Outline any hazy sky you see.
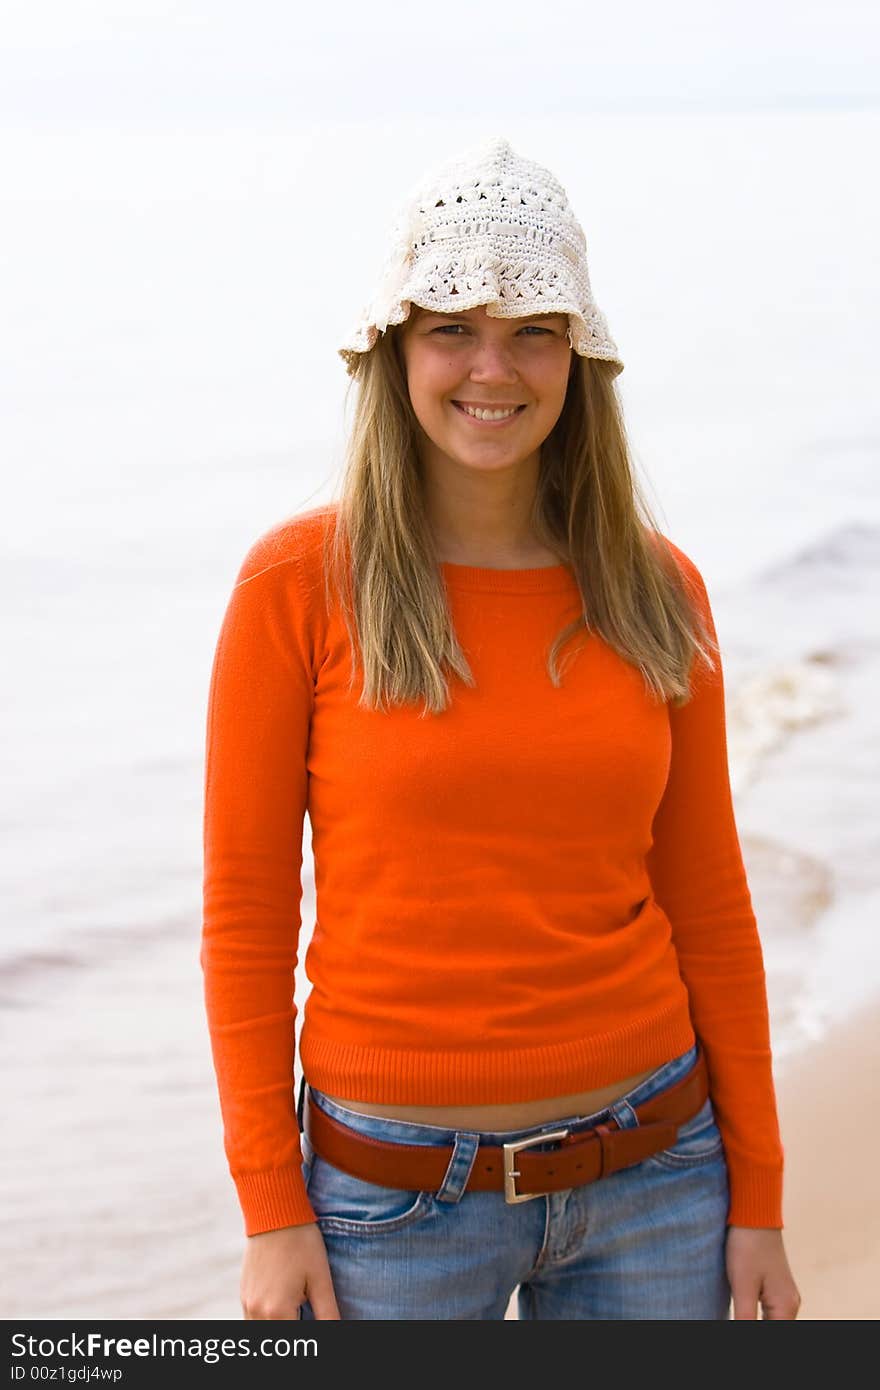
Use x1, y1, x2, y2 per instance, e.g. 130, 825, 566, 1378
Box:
2, 0, 878, 124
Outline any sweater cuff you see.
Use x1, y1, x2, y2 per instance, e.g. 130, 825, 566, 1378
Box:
725, 1159, 784, 1229
235, 1163, 318, 1236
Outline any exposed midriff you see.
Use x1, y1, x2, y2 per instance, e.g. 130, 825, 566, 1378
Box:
322, 1065, 659, 1128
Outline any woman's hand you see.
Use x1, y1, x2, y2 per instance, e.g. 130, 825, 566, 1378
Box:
240, 1222, 341, 1320
725, 1226, 801, 1319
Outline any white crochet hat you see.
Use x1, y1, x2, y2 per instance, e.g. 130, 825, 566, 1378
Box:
338, 135, 623, 378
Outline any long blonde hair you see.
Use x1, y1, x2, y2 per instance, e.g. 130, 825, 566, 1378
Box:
320, 322, 717, 717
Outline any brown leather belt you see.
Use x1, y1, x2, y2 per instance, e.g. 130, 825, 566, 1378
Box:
304, 1047, 709, 1204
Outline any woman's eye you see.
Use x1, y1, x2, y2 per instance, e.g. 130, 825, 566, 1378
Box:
431, 324, 466, 335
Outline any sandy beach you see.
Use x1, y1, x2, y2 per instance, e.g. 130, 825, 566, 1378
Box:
1, 834, 876, 1322
773, 997, 880, 1320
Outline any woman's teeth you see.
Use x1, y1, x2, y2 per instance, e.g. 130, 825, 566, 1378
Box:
455, 403, 523, 421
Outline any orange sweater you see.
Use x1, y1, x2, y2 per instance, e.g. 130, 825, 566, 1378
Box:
201, 504, 784, 1236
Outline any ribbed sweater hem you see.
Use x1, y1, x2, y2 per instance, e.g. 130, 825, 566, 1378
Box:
300, 1001, 695, 1104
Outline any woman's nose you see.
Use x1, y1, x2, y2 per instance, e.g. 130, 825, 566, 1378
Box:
466, 337, 520, 382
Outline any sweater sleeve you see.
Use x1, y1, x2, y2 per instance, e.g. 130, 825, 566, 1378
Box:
645, 549, 785, 1229
200, 535, 318, 1235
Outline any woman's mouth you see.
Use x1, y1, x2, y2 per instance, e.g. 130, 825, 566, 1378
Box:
451, 401, 528, 426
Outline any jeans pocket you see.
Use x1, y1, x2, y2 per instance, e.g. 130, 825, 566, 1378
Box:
645, 1096, 725, 1169
305, 1150, 437, 1237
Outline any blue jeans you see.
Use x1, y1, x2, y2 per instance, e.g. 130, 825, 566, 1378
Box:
297, 1043, 731, 1320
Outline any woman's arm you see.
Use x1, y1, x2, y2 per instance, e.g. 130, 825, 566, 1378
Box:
646, 548, 801, 1316
200, 535, 318, 1236
645, 547, 784, 1229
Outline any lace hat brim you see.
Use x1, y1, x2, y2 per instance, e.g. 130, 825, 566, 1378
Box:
338, 281, 624, 379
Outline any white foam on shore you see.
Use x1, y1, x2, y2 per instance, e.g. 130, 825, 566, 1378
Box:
727, 659, 845, 799
716, 523, 880, 1064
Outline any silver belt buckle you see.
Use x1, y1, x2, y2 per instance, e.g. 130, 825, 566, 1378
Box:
502, 1127, 570, 1204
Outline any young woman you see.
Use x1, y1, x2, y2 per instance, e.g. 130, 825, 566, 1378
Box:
200, 137, 801, 1320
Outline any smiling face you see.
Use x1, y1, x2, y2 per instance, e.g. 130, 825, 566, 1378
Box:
397, 304, 574, 478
